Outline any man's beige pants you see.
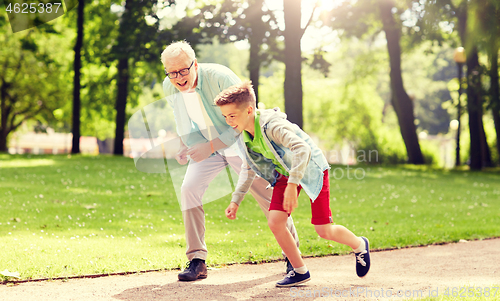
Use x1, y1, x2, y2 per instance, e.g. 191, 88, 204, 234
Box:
181, 153, 300, 261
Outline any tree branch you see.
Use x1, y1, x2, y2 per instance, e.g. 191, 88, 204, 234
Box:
10, 106, 44, 133
300, 2, 319, 38
8, 94, 39, 129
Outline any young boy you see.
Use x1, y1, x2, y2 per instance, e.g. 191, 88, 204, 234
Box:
214, 81, 371, 287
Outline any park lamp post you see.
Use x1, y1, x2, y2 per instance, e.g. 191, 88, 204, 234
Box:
453, 47, 466, 167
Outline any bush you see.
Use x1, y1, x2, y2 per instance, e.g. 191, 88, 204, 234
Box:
365, 126, 407, 165
419, 139, 441, 167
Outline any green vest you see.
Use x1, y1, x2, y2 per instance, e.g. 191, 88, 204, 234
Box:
243, 112, 289, 176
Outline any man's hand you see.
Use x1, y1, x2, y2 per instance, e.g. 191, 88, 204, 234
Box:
225, 202, 239, 220
187, 142, 213, 162
175, 145, 189, 165
283, 183, 299, 214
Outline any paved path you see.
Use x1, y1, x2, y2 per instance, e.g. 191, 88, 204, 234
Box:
1, 238, 499, 300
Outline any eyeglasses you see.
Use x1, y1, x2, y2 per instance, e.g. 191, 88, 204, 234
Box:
164, 61, 195, 79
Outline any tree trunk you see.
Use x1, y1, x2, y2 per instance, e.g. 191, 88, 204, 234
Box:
0, 130, 7, 152
479, 119, 492, 167
466, 48, 484, 170
493, 107, 500, 165
71, 0, 84, 154
490, 47, 500, 165
457, 2, 491, 169
455, 63, 464, 166
0, 81, 8, 152
249, 40, 261, 106
283, 0, 303, 128
247, 0, 265, 106
113, 58, 129, 155
379, 0, 424, 164
465, 48, 493, 169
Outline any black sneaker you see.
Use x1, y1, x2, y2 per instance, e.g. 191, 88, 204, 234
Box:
178, 259, 207, 281
285, 257, 294, 274
276, 270, 311, 287
355, 237, 371, 277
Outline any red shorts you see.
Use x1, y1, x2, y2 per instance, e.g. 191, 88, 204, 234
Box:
269, 170, 333, 225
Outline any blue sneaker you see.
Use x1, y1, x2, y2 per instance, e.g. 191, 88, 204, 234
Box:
276, 270, 311, 287
355, 237, 371, 277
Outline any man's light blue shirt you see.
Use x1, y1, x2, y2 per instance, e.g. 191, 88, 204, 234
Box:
163, 63, 241, 149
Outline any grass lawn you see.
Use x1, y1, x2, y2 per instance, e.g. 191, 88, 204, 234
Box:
1, 154, 499, 281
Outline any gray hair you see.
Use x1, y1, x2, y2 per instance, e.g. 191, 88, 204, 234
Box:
161, 41, 196, 66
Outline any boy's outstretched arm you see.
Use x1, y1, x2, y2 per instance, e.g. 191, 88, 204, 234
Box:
226, 161, 256, 219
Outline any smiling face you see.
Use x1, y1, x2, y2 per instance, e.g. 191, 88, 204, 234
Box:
164, 53, 198, 93
220, 103, 255, 135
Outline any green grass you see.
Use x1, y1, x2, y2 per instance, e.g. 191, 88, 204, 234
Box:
1, 154, 499, 281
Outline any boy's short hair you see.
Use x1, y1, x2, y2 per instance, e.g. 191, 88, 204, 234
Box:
214, 81, 256, 108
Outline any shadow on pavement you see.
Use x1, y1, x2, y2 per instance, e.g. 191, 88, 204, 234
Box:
113, 274, 294, 300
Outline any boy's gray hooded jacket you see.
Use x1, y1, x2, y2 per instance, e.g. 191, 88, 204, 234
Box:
231, 108, 330, 205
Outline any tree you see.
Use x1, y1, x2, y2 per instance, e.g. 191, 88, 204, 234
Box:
79, 0, 120, 151
411, 0, 494, 169
460, 1, 492, 168
283, 0, 322, 128
490, 45, 500, 164
283, 0, 304, 128
0, 20, 70, 152
109, 0, 165, 155
473, 0, 500, 164
72, 0, 85, 154
466, 46, 489, 169
246, 0, 266, 104
220, 0, 282, 105
325, 0, 425, 164
378, 0, 424, 164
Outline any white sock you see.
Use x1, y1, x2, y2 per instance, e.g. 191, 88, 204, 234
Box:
294, 265, 308, 274
353, 237, 365, 253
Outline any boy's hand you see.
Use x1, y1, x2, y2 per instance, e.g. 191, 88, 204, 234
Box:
283, 183, 299, 214
225, 202, 239, 220
187, 142, 212, 162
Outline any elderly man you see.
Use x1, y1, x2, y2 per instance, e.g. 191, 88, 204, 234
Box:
161, 41, 300, 281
